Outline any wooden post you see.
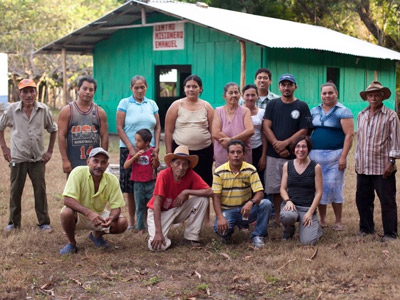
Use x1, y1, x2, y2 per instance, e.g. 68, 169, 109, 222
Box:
62, 48, 67, 105
373, 70, 378, 81
240, 40, 246, 91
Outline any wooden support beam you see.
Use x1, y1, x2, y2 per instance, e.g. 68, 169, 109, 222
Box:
62, 48, 67, 106
240, 40, 246, 92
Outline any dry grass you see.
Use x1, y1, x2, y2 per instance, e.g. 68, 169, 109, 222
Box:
1, 114, 400, 299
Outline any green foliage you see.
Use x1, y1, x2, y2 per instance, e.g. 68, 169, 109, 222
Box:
196, 283, 209, 291
0, 0, 123, 81
143, 276, 162, 286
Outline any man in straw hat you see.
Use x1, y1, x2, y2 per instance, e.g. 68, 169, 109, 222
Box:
356, 81, 400, 242
147, 145, 212, 251
0, 79, 58, 232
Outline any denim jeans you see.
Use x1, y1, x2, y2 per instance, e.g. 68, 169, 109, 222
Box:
214, 199, 272, 240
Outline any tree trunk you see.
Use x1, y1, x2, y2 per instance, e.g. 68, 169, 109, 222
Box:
353, 0, 400, 51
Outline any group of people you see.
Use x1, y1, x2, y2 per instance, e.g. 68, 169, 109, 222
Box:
1, 68, 399, 255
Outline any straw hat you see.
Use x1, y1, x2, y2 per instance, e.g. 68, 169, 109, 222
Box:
164, 145, 198, 169
360, 81, 391, 101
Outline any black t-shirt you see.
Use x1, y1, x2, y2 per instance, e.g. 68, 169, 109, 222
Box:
264, 98, 312, 159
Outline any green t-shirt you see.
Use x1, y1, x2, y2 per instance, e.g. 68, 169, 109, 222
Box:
62, 166, 125, 213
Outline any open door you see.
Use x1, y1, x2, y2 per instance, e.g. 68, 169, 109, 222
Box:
155, 65, 191, 130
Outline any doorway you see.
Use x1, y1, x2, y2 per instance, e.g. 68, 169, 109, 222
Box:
155, 65, 191, 129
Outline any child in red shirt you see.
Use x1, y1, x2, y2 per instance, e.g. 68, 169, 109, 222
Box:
124, 129, 159, 233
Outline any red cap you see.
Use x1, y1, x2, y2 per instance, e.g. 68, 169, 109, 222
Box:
18, 79, 37, 90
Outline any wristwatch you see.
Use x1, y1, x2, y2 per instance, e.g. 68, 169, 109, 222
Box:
390, 158, 396, 165
250, 199, 257, 205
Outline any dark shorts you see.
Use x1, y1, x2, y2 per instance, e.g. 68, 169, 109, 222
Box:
120, 147, 134, 193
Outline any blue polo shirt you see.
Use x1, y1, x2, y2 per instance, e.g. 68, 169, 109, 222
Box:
117, 96, 159, 148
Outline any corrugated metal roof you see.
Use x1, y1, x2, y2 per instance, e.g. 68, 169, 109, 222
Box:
35, 0, 400, 61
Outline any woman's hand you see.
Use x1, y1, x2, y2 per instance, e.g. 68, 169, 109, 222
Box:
302, 211, 313, 227
258, 155, 266, 171
282, 200, 296, 211
219, 137, 231, 148
338, 156, 347, 171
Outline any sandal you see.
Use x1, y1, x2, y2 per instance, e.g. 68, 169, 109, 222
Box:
89, 232, 110, 248
332, 224, 344, 231
60, 243, 78, 255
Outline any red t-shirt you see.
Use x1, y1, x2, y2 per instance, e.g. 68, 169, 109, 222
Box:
127, 148, 154, 182
147, 167, 209, 211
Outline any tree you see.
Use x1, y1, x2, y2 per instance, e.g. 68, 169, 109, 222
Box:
0, 0, 124, 104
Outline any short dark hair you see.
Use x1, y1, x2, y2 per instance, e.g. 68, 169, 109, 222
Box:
136, 128, 152, 143
290, 135, 313, 153
223, 82, 240, 96
255, 68, 272, 80
321, 81, 338, 93
242, 84, 258, 95
183, 75, 203, 89
227, 139, 246, 153
78, 76, 97, 92
130, 75, 148, 87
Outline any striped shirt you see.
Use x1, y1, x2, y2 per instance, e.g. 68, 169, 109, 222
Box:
212, 161, 263, 209
355, 105, 400, 175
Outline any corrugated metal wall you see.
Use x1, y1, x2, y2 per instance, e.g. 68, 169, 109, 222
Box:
93, 13, 396, 133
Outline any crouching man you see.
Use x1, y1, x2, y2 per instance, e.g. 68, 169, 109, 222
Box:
147, 146, 212, 251
59, 147, 127, 254
212, 140, 272, 248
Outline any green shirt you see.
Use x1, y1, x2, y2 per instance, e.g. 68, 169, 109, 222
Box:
62, 166, 125, 213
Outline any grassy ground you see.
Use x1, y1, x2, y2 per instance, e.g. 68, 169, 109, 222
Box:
0, 112, 399, 299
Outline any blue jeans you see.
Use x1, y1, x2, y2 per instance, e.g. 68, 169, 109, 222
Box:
133, 180, 155, 230
214, 199, 272, 240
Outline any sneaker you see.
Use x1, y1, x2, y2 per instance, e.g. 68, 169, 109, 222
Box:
5, 224, 16, 232
381, 235, 397, 242
89, 232, 110, 248
356, 230, 373, 237
40, 224, 53, 233
127, 225, 135, 231
185, 239, 201, 247
251, 236, 265, 248
60, 243, 78, 255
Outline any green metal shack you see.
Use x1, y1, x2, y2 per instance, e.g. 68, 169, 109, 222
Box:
36, 0, 400, 133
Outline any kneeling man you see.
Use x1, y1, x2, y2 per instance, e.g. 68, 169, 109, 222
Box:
213, 140, 272, 248
60, 147, 127, 254
147, 146, 212, 251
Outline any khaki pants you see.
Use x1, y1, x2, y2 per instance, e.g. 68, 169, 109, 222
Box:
147, 196, 209, 251
9, 161, 49, 227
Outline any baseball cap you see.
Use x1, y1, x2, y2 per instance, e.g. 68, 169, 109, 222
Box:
279, 73, 296, 84
88, 147, 109, 159
18, 79, 37, 90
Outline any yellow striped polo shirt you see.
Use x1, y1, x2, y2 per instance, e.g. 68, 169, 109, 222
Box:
212, 161, 264, 209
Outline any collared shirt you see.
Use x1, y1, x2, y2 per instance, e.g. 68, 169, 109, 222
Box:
355, 104, 400, 175
62, 166, 125, 213
117, 96, 158, 148
238, 91, 279, 110
0, 101, 58, 163
212, 161, 263, 209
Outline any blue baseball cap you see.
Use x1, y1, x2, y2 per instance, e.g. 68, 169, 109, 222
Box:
279, 73, 296, 84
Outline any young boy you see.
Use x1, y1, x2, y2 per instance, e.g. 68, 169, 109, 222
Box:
124, 129, 159, 234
